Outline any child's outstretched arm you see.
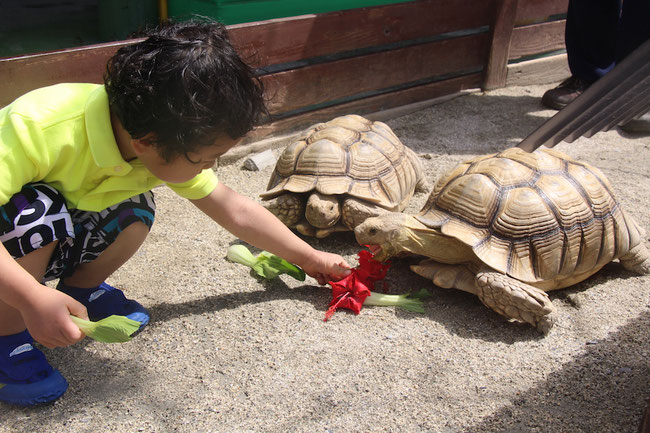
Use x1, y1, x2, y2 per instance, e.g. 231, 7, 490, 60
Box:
0, 243, 87, 348
191, 183, 351, 284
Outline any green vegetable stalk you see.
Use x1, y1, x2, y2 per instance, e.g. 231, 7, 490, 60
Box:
363, 289, 430, 313
70, 315, 141, 343
227, 244, 306, 281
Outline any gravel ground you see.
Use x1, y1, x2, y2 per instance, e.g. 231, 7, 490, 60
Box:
1, 84, 649, 433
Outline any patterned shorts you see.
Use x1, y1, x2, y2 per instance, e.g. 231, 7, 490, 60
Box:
0, 183, 155, 282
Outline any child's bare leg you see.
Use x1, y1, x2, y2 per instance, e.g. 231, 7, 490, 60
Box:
61, 222, 149, 289
0, 242, 58, 336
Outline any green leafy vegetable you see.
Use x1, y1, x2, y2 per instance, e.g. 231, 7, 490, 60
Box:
363, 288, 430, 313
70, 315, 141, 343
227, 244, 306, 281
227, 244, 257, 266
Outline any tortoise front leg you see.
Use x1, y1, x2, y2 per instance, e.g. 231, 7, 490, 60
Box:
476, 268, 555, 334
410, 260, 479, 295
341, 197, 390, 230
263, 193, 304, 227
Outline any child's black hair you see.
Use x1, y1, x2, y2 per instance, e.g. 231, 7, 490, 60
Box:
104, 19, 268, 162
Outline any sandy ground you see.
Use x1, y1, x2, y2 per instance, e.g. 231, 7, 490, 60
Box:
1, 84, 649, 433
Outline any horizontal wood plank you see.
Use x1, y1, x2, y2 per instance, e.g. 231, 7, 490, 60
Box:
506, 53, 569, 86
508, 20, 565, 60
231, 73, 483, 154
229, 0, 494, 68
262, 33, 489, 114
0, 40, 141, 107
515, 0, 568, 24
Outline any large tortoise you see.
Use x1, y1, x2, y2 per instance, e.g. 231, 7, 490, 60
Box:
355, 147, 650, 333
260, 115, 428, 238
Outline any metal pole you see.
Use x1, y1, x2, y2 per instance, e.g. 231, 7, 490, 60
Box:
517, 38, 650, 152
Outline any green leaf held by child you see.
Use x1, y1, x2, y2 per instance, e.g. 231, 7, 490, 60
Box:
70, 315, 141, 343
226, 244, 306, 281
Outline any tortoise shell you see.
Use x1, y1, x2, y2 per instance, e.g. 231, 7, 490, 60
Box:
416, 147, 644, 283
260, 114, 424, 212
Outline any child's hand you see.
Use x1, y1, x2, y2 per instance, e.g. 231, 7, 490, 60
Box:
20, 284, 88, 348
299, 250, 351, 285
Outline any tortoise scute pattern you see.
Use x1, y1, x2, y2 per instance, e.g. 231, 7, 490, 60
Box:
354, 147, 649, 332
418, 148, 640, 283
468, 157, 536, 186
433, 174, 501, 227
261, 114, 427, 237
264, 117, 420, 209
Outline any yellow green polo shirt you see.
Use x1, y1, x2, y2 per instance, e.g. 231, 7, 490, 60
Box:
0, 83, 218, 211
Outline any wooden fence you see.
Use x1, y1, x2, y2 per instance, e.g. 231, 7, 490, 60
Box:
0, 0, 569, 147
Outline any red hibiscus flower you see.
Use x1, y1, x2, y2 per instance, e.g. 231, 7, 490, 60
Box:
324, 249, 390, 321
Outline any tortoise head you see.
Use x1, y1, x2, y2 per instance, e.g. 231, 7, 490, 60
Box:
305, 191, 341, 228
355, 213, 439, 261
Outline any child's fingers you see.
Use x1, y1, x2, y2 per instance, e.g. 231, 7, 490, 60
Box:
337, 260, 352, 270
328, 261, 351, 281
62, 317, 85, 343
67, 298, 89, 321
314, 273, 327, 285
33, 326, 78, 348
65, 300, 88, 342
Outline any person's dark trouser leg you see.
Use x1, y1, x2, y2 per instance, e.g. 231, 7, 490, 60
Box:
565, 0, 620, 82
617, 0, 650, 133
617, 0, 650, 62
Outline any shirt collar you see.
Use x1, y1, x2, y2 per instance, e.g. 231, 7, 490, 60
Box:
84, 86, 132, 174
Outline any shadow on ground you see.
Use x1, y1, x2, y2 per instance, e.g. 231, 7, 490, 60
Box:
458, 310, 650, 433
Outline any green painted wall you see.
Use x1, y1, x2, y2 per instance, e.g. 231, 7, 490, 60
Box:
168, 0, 415, 25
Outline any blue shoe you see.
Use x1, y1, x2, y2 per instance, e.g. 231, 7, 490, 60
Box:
57, 281, 150, 333
0, 330, 68, 406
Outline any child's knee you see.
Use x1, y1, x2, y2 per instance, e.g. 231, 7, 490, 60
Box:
118, 220, 151, 242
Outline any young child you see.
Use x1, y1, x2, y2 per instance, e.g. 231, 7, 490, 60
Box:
0, 19, 351, 406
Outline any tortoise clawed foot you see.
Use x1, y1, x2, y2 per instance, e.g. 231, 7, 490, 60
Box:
535, 312, 557, 335
477, 271, 555, 333
295, 220, 317, 237
314, 223, 350, 238
619, 243, 650, 275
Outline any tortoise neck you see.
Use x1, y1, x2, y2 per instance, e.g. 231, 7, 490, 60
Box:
400, 220, 475, 264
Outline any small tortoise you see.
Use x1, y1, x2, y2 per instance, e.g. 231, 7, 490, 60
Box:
355, 147, 650, 333
260, 115, 428, 238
